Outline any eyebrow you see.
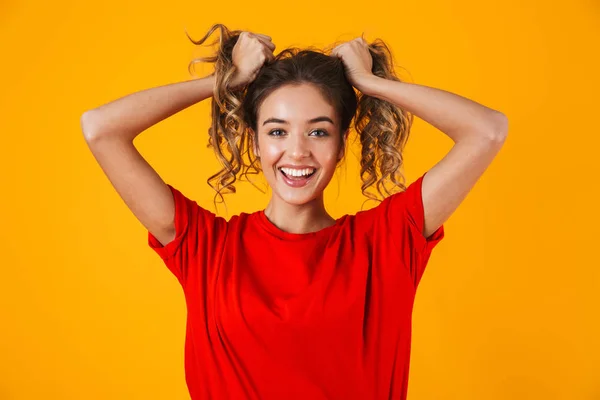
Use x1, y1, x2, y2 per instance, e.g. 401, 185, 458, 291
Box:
262, 116, 334, 126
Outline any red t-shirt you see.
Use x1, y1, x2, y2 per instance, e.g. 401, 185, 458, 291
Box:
148, 172, 445, 400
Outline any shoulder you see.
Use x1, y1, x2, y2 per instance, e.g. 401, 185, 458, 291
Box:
352, 187, 409, 221
224, 210, 262, 232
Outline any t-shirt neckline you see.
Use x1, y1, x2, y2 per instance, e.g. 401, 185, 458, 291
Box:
256, 210, 346, 241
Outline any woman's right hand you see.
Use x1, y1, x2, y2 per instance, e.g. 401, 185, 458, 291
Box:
229, 32, 276, 89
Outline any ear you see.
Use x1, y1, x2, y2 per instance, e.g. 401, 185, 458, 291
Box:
338, 129, 349, 160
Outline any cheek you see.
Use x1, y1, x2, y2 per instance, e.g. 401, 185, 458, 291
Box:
313, 142, 340, 167
258, 140, 284, 167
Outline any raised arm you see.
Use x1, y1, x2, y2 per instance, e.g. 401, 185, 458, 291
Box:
80, 75, 216, 247
358, 75, 508, 239
332, 37, 508, 239
81, 31, 276, 248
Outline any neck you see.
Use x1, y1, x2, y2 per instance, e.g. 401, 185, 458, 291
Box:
264, 194, 336, 234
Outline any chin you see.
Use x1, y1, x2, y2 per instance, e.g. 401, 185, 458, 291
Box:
275, 189, 321, 206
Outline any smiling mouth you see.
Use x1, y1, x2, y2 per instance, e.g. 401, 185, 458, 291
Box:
278, 167, 317, 179
277, 167, 317, 188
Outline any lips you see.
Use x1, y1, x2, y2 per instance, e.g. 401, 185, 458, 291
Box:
278, 167, 317, 188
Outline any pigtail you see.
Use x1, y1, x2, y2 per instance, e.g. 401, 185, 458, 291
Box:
354, 38, 413, 202
186, 23, 258, 209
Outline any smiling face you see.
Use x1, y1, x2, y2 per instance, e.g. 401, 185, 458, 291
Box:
253, 83, 347, 206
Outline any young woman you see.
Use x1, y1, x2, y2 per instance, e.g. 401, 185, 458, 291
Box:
82, 24, 507, 400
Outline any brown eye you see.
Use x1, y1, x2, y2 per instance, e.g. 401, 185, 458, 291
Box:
309, 129, 328, 137
268, 129, 285, 137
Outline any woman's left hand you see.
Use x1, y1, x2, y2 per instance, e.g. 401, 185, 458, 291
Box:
331, 37, 376, 91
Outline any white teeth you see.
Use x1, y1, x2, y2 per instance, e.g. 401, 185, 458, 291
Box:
280, 167, 316, 177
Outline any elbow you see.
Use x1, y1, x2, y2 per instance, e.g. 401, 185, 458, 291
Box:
456, 112, 509, 144
80, 110, 101, 141
80, 110, 139, 143
488, 111, 509, 142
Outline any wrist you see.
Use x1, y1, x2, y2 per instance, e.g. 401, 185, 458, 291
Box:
227, 75, 248, 91
355, 74, 383, 96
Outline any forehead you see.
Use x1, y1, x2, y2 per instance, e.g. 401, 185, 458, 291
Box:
258, 84, 336, 124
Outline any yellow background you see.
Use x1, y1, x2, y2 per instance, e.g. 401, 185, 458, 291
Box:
1, 0, 599, 399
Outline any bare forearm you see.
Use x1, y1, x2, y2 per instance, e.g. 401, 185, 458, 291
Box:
81, 74, 216, 142
357, 76, 507, 142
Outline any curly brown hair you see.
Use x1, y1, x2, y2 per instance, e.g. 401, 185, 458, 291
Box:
186, 23, 414, 207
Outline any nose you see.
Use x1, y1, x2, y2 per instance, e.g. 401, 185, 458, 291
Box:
288, 133, 311, 159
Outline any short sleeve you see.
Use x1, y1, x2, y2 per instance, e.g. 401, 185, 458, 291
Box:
375, 171, 445, 288
147, 184, 226, 288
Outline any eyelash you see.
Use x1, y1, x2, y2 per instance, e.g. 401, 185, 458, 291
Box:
268, 129, 329, 137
